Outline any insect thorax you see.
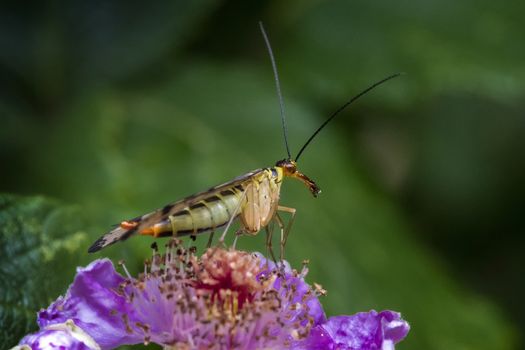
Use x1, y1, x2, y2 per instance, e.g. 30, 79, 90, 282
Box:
240, 167, 283, 233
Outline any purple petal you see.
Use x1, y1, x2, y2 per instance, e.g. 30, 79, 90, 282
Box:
18, 320, 100, 350
37, 259, 142, 349
300, 310, 410, 350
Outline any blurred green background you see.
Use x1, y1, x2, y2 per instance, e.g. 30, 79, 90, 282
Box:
1, 1, 524, 349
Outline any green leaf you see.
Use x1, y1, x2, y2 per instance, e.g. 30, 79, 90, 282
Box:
0, 194, 89, 349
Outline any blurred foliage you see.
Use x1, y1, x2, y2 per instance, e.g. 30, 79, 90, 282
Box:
0, 195, 89, 349
1, 1, 524, 349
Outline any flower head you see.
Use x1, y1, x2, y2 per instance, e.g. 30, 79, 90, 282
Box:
15, 239, 409, 350
118, 240, 324, 348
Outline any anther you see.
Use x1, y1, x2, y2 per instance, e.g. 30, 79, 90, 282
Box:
118, 260, 132, 279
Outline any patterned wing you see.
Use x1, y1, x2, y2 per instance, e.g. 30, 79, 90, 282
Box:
87, 168, 264, 252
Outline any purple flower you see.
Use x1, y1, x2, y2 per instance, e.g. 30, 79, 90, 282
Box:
14, 239, 409, 349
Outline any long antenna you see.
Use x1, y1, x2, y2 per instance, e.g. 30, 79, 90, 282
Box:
259, 21, 291, 160
295, 72, 403, 161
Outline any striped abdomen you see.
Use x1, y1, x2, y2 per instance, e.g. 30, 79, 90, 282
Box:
142, 187, 245, 238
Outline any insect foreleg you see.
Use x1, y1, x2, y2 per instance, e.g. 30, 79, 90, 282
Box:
275, 205, 297, 260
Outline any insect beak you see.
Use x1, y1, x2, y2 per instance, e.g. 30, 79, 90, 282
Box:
293, 171, 321, 197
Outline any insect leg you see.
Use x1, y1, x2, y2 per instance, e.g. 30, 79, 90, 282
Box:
265, 226, 278, 265
276, 205, 297, 261
218, 184, 249, 246
274, 214, 286, 261
232, 228, 246, 249
206, 231, 215, 248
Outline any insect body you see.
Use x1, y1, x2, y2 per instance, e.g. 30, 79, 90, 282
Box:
88, 23, 401, 255
88, 160, 318, 256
